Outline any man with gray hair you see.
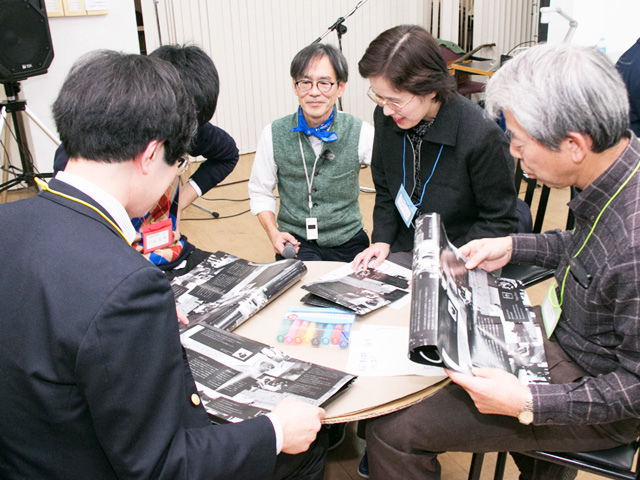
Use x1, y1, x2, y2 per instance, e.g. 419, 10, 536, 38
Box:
249, 43, 374, 262
363, 43, 640, 480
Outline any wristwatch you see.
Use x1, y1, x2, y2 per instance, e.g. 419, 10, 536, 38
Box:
517, 387, 534, 425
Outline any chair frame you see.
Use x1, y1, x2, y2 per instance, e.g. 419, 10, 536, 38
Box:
500, 159, 556, 287
516, 160, 551, 234
469, 440, 640, 480
438, 42, 494, 97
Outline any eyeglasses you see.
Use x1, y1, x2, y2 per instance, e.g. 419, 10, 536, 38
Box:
367, 86, 414, 111
176, 156, 190, 175
295, 80, 336, 93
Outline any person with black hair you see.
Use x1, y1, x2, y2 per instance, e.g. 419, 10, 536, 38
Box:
249, 43, 374, 262
351, 24, 519, 478
352, 25, 518, 271
53, 44, 239, 277
0, 49, 328, 479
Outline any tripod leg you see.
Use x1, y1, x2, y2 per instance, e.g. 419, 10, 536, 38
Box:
1, 84, 53, 195
24, 106, 60, 146
1, 110, 11, 203
9, 106, 36, 188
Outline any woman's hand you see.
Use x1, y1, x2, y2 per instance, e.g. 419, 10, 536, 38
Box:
351, 242, 391, 271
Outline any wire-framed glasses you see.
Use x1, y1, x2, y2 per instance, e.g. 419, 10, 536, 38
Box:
295, 80, 336, 93
367, 86, 414, 111
176, 156, 190, 175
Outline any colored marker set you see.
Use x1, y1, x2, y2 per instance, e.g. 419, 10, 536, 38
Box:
276, 307, 355, 349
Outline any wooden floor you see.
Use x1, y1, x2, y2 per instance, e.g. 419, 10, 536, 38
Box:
4, 154, 601, 479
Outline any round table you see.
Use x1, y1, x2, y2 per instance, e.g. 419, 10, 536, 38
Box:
234, 261, 448, 423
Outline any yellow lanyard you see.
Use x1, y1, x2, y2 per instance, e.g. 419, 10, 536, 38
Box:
553, 156, 640, 307
35, 177, 130, 245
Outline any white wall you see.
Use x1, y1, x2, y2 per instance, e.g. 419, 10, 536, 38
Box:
141, 0, 440, 155
3, 3, 140, 174
474, 0, 538, 71
543, 0, 639, 62
16, 0, 640, 174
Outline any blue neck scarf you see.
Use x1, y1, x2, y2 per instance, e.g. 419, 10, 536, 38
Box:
290, 106, 338, 143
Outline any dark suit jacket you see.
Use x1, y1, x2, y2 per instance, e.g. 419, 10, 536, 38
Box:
0, 179, 276, 479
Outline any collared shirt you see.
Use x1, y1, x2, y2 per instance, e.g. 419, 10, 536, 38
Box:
55, 170, 136, 244
512, 132, 640, 425
249, 117, 374, 216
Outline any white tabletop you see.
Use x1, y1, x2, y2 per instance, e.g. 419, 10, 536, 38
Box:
234, 261, 448, 423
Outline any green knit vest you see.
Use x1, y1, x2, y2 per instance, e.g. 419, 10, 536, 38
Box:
272, 111, 363, 247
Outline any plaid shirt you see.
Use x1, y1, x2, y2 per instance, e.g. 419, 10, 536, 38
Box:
512, 133, 640, 426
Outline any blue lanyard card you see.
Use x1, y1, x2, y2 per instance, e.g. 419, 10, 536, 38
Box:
395, 186, 417, 228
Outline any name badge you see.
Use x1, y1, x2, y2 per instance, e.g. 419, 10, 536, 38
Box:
541, 281, 562, 338
141, 218, 174, 253
306, 217, 318, 240
395, 186, 417, 228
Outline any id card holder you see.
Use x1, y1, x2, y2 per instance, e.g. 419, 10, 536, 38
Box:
541, 281, 562, 338
306, 217, 318, 240
141, 218, 174, 254
395, 186, 417, 228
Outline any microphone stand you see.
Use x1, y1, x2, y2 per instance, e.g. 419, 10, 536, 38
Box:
312, 0, 369, 111
312, 0, 368, 45
153, 0, 163, 46
152, 2, 219, 219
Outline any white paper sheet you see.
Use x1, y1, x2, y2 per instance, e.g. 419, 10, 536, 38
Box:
346, 325, 445, 377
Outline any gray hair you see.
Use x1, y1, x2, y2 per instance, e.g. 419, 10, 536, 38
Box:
485, 43, 629, 153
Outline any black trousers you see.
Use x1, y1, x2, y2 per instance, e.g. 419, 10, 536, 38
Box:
271, 430, 329, 480
276, 228, 370, 263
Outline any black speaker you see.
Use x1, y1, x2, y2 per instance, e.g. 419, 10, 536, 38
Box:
0, 0, 54, 83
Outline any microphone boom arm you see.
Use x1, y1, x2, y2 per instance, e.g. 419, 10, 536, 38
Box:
312, 0, 368, 44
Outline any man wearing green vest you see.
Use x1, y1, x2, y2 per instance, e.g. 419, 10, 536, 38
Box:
249, 43, 374, 261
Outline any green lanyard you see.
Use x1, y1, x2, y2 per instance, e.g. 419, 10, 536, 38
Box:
553, 155, 640, 307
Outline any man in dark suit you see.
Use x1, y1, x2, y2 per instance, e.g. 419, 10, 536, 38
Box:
617, 37, 640, 136
0, 50, 327, 479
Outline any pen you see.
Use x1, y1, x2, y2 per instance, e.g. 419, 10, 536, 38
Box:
331, 323, 344, 345
311, 322, 325, 346
339, 323, 352, 349
294, 321, 310, 344
277, 318, 293, 343
284, 319, 301, 345
303, 322, 317, 344
321, 324, 334, 345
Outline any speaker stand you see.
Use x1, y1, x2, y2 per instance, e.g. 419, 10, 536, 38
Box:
1, 81, 58, 200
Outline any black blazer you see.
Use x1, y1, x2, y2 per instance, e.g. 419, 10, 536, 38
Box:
0, 179, 276, 479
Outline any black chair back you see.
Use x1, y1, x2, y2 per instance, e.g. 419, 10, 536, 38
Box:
469, 440, 640, 480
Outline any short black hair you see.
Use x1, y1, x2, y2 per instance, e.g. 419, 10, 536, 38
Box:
290, 43, 348, 83
53, 50, 197, 165
150, 44, 219, 126
359, 25, 457, 103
